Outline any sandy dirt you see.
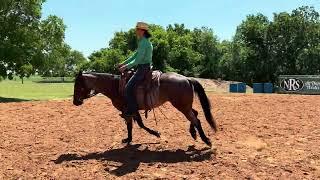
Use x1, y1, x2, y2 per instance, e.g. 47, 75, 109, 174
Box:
1, 94, 320, 179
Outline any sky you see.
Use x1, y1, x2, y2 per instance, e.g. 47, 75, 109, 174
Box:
42, 0, 320, 57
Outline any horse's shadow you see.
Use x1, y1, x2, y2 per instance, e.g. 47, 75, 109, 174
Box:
54, 144, 215, 176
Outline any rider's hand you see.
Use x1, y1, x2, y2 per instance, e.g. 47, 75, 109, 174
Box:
119, 65, 127, 73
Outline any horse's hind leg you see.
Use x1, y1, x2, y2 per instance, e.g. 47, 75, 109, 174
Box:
192, 109, 199, 117
189, 124, 197, 140
184, 110, 212, 147
189, 109, 199, 140
134, 114, 161, 138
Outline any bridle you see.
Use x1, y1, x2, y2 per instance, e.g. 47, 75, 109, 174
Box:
76, 75, 98, 103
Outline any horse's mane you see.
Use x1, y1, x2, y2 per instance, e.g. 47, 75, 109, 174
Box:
80, 72, 121, 80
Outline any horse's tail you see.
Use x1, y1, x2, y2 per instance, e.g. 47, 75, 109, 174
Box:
189, 78, 217, 132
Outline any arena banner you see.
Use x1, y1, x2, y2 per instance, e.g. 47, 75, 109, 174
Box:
277, 75, 320, 94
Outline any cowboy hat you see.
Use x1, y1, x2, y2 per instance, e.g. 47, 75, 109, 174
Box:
136, 22, 149, 31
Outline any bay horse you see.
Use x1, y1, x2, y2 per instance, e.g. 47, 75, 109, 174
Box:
73, 71, 217, 147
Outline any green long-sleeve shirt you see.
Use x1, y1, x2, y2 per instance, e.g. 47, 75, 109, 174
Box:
123, 37, 153, 69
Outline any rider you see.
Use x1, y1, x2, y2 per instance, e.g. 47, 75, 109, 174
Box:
118, 22, 153, 118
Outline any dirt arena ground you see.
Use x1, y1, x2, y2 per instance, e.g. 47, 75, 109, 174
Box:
1, 94, 320, 179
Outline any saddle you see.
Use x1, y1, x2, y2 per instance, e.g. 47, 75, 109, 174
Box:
119, 68, 162, 116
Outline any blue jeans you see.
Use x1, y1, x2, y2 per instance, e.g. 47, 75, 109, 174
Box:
125, 64, 151, 114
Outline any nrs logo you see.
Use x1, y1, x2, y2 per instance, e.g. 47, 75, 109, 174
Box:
280, 78, 304, 91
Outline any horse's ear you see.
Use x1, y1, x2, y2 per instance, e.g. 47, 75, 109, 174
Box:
78, 70, 83, 76
75, 71, 82, 81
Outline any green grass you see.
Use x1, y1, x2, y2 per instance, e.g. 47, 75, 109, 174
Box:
0, 76, 74, 102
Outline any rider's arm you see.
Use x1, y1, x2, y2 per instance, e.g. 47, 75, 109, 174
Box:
122, 51, 137, 65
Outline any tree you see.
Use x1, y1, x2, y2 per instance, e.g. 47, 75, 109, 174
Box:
38, 15, 67, 76
230, 6, 320, 84
192, 27, 220, 78
167, 31, 203, 76
149, 25, 169, 71
66, 50, 87, 75
38, 43, 69, 77
234, 13, 271, 83
86, 7, 319, 83
267, 6, 320, 76
18, 64, 33, 84
85, 49, 124, 74
0, 0, 45, 79
37, 16, 86, 79
0, 1, 83, 81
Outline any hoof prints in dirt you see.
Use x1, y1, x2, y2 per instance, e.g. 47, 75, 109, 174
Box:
1, 94, 320, 179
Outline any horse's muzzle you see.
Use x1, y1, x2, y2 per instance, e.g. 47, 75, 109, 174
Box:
73, 99, 83, 106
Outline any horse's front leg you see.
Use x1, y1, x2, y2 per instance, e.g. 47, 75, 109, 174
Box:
134, 113, 161, 138
122, 117, 133, 144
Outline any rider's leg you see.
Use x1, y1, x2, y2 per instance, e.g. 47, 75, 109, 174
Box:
124, 75, 138, 116
124, 64, 150, 116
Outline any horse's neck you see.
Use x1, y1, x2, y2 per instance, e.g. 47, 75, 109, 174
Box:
102, 78, 120, 99
84, 74, 120, 100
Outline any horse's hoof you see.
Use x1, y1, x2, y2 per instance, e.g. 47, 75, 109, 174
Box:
190, 129, 197, 140
155, 131, 161, 138
206, 140, 212, 147
191, 133, 197, 140
122, 138, 132, 144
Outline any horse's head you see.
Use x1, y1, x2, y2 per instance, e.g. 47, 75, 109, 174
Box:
73, 71, 91, 106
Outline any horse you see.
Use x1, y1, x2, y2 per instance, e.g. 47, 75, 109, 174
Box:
73, 71, 217, 147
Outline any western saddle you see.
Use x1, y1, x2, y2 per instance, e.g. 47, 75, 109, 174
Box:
119, 68, 162, 118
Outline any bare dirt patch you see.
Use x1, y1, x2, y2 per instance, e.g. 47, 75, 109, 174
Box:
0, 94, 319, 179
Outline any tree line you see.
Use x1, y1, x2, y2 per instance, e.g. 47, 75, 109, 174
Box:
1, 1, 319, 85
84, 6, 319, 84
0, 0, 86, 83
